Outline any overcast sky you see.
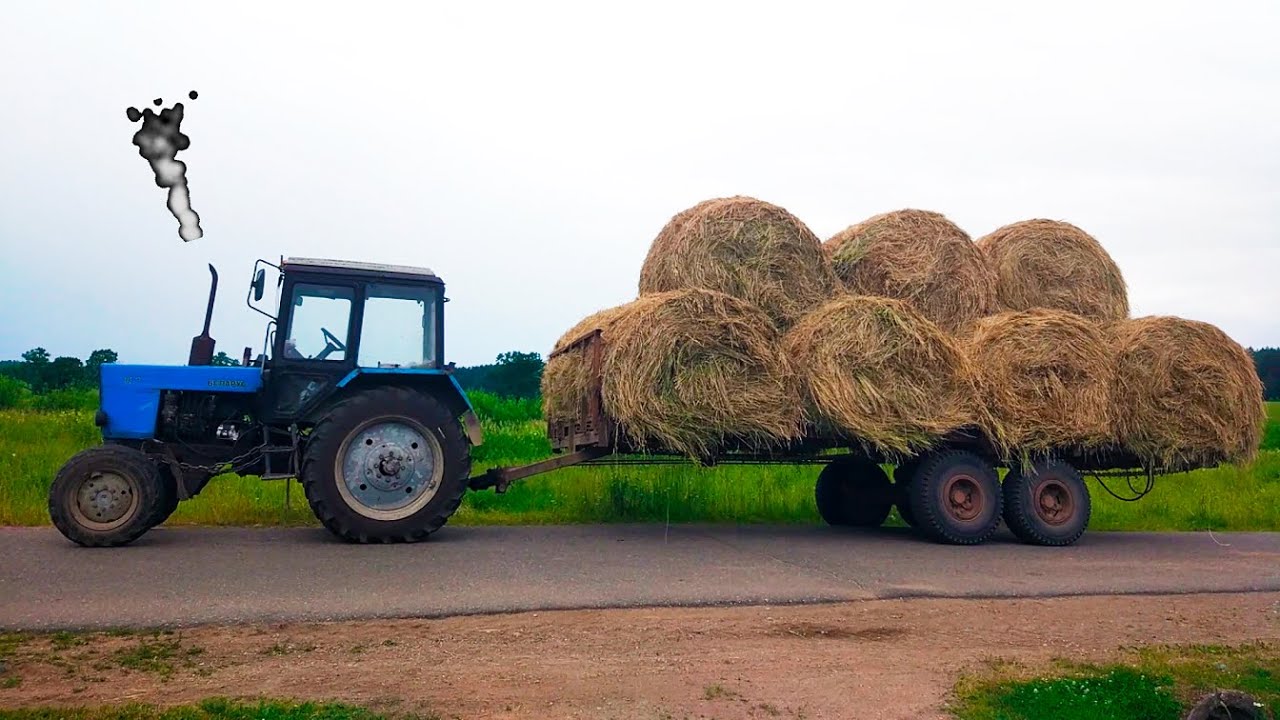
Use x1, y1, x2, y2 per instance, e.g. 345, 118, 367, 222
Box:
1, 0, 1277, 367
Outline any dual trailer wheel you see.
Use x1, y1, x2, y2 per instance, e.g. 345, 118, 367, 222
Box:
814, 450, 1092, 546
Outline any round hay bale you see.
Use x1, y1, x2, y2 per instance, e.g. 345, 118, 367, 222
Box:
782, 295, 984, 457
976, 219, 1129, 321
965, 309, 1115, 455
638, 196, 837, 330
1111, 316, 1265, 470
541, 305, 628, 422
823, 209, 995, 332
602, 289, 803, 459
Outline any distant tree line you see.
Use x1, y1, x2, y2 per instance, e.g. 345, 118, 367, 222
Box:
1253, 347, 1280, 401
0, 346, 546, 409
451, 351, 545, 399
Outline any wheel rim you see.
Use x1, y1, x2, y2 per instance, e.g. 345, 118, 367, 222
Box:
69, 470, 140, 531
335, 417, 444, 521
941, 473, 984, 523
1031, 477, 1074, 526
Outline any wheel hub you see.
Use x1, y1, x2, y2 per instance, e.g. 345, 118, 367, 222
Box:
74, 472, 134, 526
941, 474, 983, 522
1033, 478, 1073, 526
340, 420, 441, 519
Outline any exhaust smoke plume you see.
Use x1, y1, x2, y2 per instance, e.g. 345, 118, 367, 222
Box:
126, 91, 202, 241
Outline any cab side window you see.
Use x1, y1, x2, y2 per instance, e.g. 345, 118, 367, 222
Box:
284, 284, 353, 361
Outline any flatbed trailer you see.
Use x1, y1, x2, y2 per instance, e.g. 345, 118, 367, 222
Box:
467, 328, 1172, 547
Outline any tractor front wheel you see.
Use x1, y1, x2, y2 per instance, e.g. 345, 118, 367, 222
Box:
48, 445, 164, 547
300, 386, 470, 543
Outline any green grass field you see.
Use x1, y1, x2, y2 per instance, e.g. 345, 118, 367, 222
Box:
1, 401, 1277, 531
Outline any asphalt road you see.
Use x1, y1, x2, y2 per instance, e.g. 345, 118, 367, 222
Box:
2, 525, 1278, 630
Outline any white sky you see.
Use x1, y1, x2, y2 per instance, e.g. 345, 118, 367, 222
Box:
1, 0, 1277, 367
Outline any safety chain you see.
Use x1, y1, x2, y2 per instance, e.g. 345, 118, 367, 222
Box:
175, 439, 271, 475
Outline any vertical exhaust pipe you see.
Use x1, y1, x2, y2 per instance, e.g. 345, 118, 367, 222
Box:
188, 264, 218, 365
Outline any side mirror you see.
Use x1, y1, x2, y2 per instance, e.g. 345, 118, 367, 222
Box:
251, 268, 266, 302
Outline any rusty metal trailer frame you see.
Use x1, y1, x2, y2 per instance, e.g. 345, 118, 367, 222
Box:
466, 327, 1199, 497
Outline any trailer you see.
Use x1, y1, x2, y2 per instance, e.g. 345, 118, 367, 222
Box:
468, 327, 1163, 548
49, 255, 1166, 549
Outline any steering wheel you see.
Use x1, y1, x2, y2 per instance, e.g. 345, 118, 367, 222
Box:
316, 327, 347, 360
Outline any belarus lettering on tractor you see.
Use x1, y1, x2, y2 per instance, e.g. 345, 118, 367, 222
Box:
50, 255, 1104, 549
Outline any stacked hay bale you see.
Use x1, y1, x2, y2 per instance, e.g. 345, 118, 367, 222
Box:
823, 209, 995, 332
781, 295, 985, 457
962, 309, 1115, 456
975, 219, 1129, 321
1110, 316, 1265, 470
638, 196, 837, 330
541, 196, 1264, 469
540, 289, 802, 460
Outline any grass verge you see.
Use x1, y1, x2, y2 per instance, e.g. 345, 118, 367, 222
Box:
1, 403, 1278, 531
951, 642, 1279, 720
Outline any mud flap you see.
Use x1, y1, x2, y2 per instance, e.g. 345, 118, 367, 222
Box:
461, 409, 484, 447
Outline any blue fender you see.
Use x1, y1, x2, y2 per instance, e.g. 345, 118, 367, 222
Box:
335, 368, 483, 446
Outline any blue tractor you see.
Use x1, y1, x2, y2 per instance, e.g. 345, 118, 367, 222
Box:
49, 257, 485, 547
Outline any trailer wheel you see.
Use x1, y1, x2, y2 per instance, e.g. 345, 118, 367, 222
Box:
907, 449, 1002, 545
814, 458, 893, 527
1001, 459, 1090, 546
301, 386, 470, 543
48, 445, 163, 547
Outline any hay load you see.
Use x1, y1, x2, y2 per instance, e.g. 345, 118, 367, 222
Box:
823, 209, 995, 332
542, 289, 803, 460
782, 295, 984, 457
540, 305, 628, 423
1111, 316, 1265, 470
976, 219, 1129, 321
964, 309, 1115, 455
638, 196, 837, 330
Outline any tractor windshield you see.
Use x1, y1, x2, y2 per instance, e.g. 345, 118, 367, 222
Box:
358, 283, 440, 368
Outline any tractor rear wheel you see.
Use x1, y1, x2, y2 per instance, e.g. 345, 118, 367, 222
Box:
48, 445, 164, 547
907, 449, 1002, 545
1001, 459, 1091, 546
300, 386, 470, 543
814, 458, 893, 527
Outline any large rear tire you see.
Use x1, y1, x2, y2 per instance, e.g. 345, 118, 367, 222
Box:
907, 449, 1002, 545
814, 458, 893, 527
1001, 459, 1090, 546
48, 445, 163, 547
300, 386, 470, 543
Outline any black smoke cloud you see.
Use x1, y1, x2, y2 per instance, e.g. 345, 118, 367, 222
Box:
126, 93, 202, 242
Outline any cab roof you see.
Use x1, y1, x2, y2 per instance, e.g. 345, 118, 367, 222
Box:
282, 257, 441, 284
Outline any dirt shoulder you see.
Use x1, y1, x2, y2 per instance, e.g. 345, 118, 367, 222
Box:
2, 592, 1278, 720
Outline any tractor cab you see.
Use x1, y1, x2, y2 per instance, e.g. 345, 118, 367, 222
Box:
246, 257, 449, 423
